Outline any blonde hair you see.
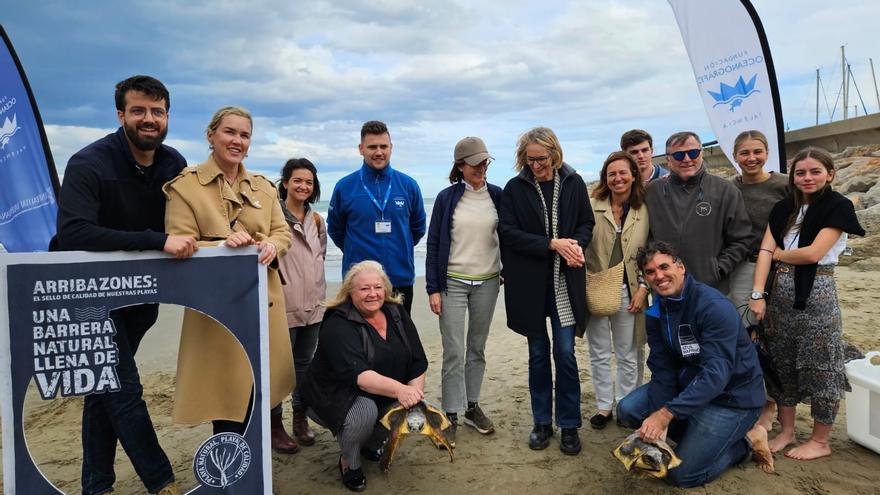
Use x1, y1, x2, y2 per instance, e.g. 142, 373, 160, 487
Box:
514, 127, 563, 172
206, 106, 253, 138
323, 260, 403, 308
733, 129, 769, 156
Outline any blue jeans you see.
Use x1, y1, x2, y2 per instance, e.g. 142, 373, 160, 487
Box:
526, 308, 581, 429
82, 305, 173, 495
617, 384, 761, 488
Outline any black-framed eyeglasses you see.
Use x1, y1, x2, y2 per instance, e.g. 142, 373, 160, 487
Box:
670, 149, 701, 161
526, 155, 550, 165
128, 107, 167, 119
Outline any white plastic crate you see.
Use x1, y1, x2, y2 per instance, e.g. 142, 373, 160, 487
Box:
844, 351, 880, 455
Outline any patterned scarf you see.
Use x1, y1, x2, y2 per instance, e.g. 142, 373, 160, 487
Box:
532, 170, 575, 327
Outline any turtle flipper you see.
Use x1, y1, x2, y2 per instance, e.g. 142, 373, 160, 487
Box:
380, 403, 407, 431
422, 404, 455, 462
612, 433, 644, 471
424, 403, 451, 430
655, 439, 682, 470
379, 410, 410, 473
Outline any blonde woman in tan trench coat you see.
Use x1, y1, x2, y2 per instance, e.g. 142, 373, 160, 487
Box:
164, 106, 294, 436
584, 151, 650, 430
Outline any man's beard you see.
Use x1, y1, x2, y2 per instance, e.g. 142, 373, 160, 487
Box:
124, 122, 168, 151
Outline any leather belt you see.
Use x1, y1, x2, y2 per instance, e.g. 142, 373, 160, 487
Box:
776, 263, 834, 276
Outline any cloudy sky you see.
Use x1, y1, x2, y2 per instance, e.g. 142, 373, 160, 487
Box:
5, 0, 880, 197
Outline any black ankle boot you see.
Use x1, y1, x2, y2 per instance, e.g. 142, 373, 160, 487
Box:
560, 428, 581, 455
528, 423, 553, 450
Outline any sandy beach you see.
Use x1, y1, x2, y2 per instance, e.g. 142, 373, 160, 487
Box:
4, 271, 880, 494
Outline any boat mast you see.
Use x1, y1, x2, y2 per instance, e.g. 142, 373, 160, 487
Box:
816, 68, 820, 125
870, 58, 880, 113
842, 45, 848, 119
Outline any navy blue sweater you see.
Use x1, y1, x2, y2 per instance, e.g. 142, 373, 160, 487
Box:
645, 274, 765, 418
425, 181, 502, 294
55, 127, 186, 251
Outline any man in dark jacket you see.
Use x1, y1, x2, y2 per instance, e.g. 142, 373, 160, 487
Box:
645, 131, 751, 294
617, 241, 773, 487
55, 75, 195, 495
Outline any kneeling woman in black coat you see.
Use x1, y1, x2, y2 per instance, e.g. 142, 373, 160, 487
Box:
499, 127, 595, 455
302, 260, 428, 491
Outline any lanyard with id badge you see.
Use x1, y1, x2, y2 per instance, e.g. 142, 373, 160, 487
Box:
361, 168, 394, 234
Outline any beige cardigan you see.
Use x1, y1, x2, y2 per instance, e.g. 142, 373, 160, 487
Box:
584, 196, 650, 345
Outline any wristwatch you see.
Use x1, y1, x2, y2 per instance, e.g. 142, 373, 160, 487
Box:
750, 291, 765, 300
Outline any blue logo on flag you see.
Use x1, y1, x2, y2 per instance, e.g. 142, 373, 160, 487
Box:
708, 74, 760, 112
0, 113, 21, 149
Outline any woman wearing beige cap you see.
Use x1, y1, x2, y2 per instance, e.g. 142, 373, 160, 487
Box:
426, 136, 503, 445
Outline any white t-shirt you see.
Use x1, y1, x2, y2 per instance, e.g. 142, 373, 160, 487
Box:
782, 205, 847, 265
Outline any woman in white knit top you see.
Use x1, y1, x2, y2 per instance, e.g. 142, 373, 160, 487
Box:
425, 137, 503, 444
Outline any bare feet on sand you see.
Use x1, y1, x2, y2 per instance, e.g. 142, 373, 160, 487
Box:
785, 439, 832, 460
769, 431, 795, 453
747, 424, 775, 474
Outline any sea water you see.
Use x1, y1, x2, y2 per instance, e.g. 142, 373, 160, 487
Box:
314, 198, 433, 282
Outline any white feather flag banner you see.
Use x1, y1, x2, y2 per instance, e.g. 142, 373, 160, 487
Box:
668, 0, 786, 172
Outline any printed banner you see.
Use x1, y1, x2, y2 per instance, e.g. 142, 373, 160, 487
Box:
668, 0, 786, 172
1, 247, 272, 494
0, 26, 60, 252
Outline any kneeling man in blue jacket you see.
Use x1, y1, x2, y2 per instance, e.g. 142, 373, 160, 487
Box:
617, 241, 774, 486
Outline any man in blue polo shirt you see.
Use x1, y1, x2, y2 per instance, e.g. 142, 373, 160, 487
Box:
616, 241, 774, 487
55, 75, 195, 495
328, 121, 426, 313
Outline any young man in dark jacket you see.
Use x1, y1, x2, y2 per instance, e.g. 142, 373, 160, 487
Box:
617, 241, 773, 487
55, 75, 196, 495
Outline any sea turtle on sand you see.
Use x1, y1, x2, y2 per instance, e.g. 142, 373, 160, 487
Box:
612, 432, 682, 479
379, 401, 454, 473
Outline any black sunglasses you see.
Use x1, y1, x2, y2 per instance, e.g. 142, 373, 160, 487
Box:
670, 148, 701, 161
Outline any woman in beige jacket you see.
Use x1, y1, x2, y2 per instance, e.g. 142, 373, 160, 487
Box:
164, 106, 294, 436
584, 151, 650, 429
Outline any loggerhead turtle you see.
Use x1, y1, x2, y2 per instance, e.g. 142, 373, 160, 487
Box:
378, 401, 454, 473
612, 432, 682, 479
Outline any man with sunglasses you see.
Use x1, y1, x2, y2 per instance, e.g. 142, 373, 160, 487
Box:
644, 131, 750, 295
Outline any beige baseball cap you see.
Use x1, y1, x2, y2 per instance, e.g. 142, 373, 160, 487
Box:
454, 136, 493, 166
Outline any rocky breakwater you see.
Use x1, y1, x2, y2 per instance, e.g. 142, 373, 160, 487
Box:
834, 144, 880, 270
